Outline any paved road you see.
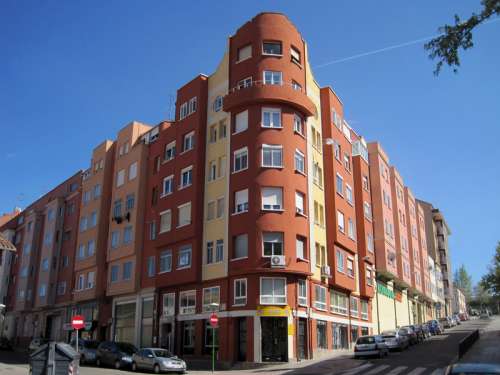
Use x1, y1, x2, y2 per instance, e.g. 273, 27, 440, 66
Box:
0, 318, 494, 375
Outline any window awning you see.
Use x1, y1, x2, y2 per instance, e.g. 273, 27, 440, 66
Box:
0, 234, 16, 252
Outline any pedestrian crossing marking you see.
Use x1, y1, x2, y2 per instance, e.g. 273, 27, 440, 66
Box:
386, 366, 408, 374
406, 367, 427, 375
341, 363, 374, 374
364, 364, 390, 374
429, 369, 444, 375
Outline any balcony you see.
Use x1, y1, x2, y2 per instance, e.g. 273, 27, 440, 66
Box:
223, 80, 316, 117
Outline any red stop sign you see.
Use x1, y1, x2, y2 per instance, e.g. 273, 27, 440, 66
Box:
209, 313, 218, 327
72, 315, 85, 330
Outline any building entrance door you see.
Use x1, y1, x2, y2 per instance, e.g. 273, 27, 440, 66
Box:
261, 317, 287, 362
160, 322, 174, 352
236, 318, 247, 361
297, 318, 307, 360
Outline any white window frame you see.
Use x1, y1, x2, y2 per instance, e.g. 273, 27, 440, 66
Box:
163, 293, 175, 316
234, 189, 249, 214
202, 286, 220, 312
179, 290, 196, 315
261, 186, 283, 211
234, 278, 247, 306
159, 209, 172, 234
294, 149, 305, 174
177, 245, 192, 269
128, 162, 138, 181
180, 165, 193, 189
262, 144, 283, 168
177, 202, 192, 228
116, 169, 125, 187
314, 285, 327, 311
260, 277, 286, 305
183, 131, 195, 153
262, 232, 284, 257
263, 70, 282, 85
233, 147, 248, 173
237, 44, 252, 62
298, 279, 307, 306
159, 250, 172, 273
234, 110, 248, 134
164, 141, 176, 161
261, 107, 282, 128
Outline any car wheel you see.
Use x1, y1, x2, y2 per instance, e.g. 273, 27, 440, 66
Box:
115, 360, 121, 369
154, 364, 160, 374
132, 362, 137, 372
96, 358, 101, 367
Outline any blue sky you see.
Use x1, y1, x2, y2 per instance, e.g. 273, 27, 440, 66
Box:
1, 1, 499, 283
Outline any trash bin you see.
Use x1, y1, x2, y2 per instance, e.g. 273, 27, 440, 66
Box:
30, 341, 80, 375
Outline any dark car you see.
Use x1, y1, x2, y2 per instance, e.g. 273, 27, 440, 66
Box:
400, 326, 418, 345
421, 323, 431, 338
408, 325, 425, 342
96, 341, 138, 369
427, 320, 443, 335
444, 363, 500, 374
0, 337, 13, 351
70, 339, 99, 364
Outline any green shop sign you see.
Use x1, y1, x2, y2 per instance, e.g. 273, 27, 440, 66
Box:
377, 282, 395, 299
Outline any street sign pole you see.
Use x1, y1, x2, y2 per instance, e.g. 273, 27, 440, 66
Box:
71, 315, 85, 353
76, 329, 79, 353
209, 312, 218, 373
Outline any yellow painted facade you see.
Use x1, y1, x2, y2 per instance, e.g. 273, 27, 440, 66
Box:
202, 52, 230, 281
373, 281, 415, 333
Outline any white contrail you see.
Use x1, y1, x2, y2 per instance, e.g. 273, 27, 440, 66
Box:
314, 17, 500, 69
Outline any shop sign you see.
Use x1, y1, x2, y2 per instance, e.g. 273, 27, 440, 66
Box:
377, 282, 394, 299
287, 324, 295, 336
257, 305, 290, 317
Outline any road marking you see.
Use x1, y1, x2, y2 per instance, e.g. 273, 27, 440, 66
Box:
364, 365, 391, 374
429, 369, 445, 375
341, 364, 374, 374
385, 366, 408, 374
406, 367, 427, 375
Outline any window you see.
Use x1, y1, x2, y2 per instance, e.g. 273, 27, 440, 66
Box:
366, 268, 373, 286
20, 266, 28, 277
234, 279, 247, 305
315, 243, 326, 266
314, 202, 325, 227
82, 191, 91, 205
296, 236, 306, 259
263, 232, 283, 256
87, 240, 95, 256
126, 194, 135, 210
336, 249, 344, 272
123, 261, 132, 280
162, 175, 174, 196
87, 271, 95, 288
216, 197, 224, 218
179, 290, 196, 314
336, 174, 344, 195
234, 189, 248, 213
298, 279, 307, 306
260, 277, 286, 304
262, 145, 283, 167
334, 141, 341, 160
110, 265, 119, 283
348, 218, 355, 240
183, 131, 195, 152
233, 147, 248, 172
238, 76, 252, 89
313, 163, 323, 187
213, 96, 223, 112
234, 110, 248, 133
263, 70, 282, 85
215, 240, 224, 262
347, 258, 354, 277
295, 191, 305, 215
42, 258, 49, 271
317, 321, 328, 349
90, 211, 97, 227
164, 141, 176, 161
291, 46, 301, 64
343, 153, 351, 172
129, 162, 137, 180
147, 256, 155, 277
159, 250, 172, 273
111, 231, 119, 248
219, 120, 227, 139
263, 41, 282, 55
350, 296, 359, 317
113, 199, 122, 218
77, 275, 85, 291
331, 291, 348, 315
346, 184, 353, 205
123, 226, 133, 244
294, 115, 304, 135
218, 156, 226, 178
261, 187, 283, 210
163, 293, 175, 316
203, 286, 220, 311
57, 282, 66, 296
314, 285, 327, 310
234, 234, 248, 259
208, 161, 217, 181
93, 184, 102, 199
180, 166, 193, 188
295, 150, 305, 173
178, 245, 192, 269
337, 211, 345, 233
367, 233, 374, 252
362, 175, 370, 190
209, 124, 217, 143
237, 44, 252, 62
178, 203, 191, 227
364, 202, 372, 220
206, 241, 214, 264
207, 201, 216, 221
291, 80, 302, 91
116, 169, 125, 187
79, 216, 87, 232
188, 97, 197, 114
262, 108, 281, 128
39, 284, 47, 297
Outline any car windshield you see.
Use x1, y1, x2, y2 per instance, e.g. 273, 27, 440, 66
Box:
84, 341, 99, 349
357, 337, 375, 344
382, 335, 395, 339
153, 349, 173, 358
117, 343, 137, 354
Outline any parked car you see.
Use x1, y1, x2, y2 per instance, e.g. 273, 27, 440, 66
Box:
132, 348, 187, 373
29, 338, 49, 352
458, 313, 468, 321
480, 312, 491, 319
353, 336, 388, 359
381, 330, 409, 351
70, 339, 99, 364
421, 323, 431, 338
0, 337, 13, 351
400, 326, 418, 345
427, 320, 443, 335
409, 325, 426, 342
96, 341, 138, 369
453, 314, 462, 325
439, 317, 452, 328
445, 363, 500, 374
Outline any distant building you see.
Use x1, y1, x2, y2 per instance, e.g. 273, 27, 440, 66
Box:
453, 288, 467, 315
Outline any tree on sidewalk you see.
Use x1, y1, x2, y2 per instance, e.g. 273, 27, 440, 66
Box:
481, 241, 500, 300
454, 265, 473, 302
424, 0, 500, 75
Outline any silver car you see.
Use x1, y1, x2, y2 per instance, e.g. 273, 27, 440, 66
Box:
381, 330, 409, 351
132, 348, 187, 374
70, 339, 99, 364
354, 335, 389, 359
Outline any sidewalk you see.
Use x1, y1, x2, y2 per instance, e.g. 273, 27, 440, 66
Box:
459, 316, 500, 364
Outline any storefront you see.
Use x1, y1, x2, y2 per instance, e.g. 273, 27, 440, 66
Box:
114, 301, 136, 343
332, 322, 349, 349
257, 306, 291, 362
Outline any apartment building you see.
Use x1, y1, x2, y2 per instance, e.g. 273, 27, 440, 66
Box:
2, 173, 81, 345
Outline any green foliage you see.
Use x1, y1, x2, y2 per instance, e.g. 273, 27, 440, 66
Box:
453, 265, 473, 302
424, 0, 500, 75
480, 241, 500, 298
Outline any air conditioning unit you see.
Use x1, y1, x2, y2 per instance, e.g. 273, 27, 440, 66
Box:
296, 207, 304, 215
270, 255, 285, 268
321, 265, 331, 278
